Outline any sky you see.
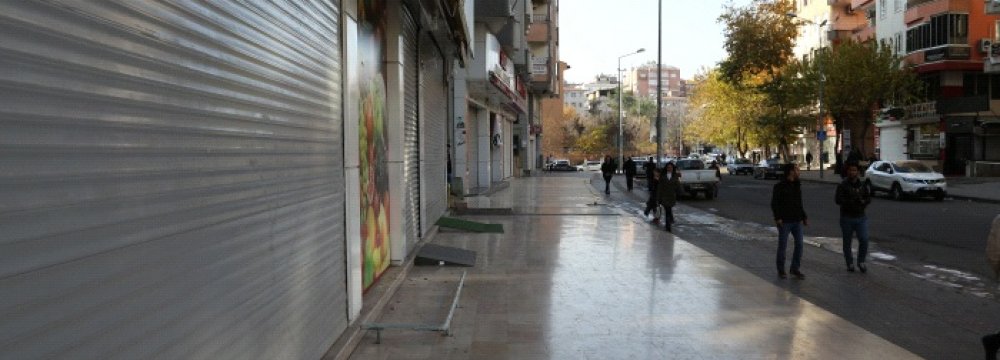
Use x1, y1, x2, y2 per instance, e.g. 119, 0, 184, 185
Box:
560, 0, 753, 84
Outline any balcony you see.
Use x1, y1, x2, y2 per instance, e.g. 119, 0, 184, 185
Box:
527, 19, 549, 43
531, 56, 549, 75
905, 0, 967, 24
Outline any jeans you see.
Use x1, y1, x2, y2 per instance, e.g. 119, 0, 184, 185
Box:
603, 174, 612, 193
840, 216, 869, 266
625, 175, 634, 191
777, 221, 804, 272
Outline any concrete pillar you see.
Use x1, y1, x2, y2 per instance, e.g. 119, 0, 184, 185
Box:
478, 110, 492, 188
384, 0, 407, 264
451, 61, 470, 195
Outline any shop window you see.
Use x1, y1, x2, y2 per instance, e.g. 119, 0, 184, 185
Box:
908, 124, 940, 159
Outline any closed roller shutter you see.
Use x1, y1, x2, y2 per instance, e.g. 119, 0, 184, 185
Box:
420, 33, 448, 232
0, 2, 346, 360
401, 6, 421, 250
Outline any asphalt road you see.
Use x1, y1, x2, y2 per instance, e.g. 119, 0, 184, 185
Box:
672, 173, 1000, 278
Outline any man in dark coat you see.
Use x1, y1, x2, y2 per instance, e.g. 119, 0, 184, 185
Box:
771, 163, 808, 279
656, 163, 681, 232
836, 162, 872, 273
600, 155, 615, 195
643, 157, 658, 217
623, 156, 637, 191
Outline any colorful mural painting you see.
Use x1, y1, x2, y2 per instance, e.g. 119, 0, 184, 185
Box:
357, 0, 390, 290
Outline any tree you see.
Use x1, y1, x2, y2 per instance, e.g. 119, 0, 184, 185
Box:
686, 69, 766, 158
756, 59, 816, 160
718, 0, 800, 83
804, 39, 923, 158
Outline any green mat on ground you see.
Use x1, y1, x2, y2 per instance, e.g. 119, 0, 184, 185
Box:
435, 217, 504, 233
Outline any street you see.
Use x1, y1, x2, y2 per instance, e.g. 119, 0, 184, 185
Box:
668, 172, 1000, 282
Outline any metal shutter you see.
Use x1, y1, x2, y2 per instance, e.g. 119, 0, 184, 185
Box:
420, 33, 448, 232
0, 2, 346, 359
401, 6, 421, 250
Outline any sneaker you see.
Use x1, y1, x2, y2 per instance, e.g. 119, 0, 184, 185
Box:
790, 270, 805, 279
847, 265, 855, 272
778, 270, 787, 279
858, 263, 867, 273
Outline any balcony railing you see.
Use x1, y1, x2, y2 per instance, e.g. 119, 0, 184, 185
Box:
906, 0, 936, 10
531, 13, 549, 22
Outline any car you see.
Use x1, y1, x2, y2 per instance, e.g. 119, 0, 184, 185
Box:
578, 160, 602, 172
753, 158, 787, 179
864, 160, 947, 201
726, 158, 754, 175
632, 157, 650, 178
548, 159, 577, 172
675, 159, 720, 199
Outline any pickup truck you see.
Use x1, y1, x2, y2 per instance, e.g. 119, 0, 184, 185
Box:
675, 159, 720, 199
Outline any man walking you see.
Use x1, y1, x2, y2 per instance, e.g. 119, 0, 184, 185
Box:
771, 163, 808, 279
623, 156, 636, 192
643, 157, 658, 217
805, 152, 813, 171
600, 155, 615, 195
836, 162, 872, 273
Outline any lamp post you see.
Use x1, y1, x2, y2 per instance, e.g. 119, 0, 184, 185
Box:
787, 13, 828, 178
618, 48, 645, 172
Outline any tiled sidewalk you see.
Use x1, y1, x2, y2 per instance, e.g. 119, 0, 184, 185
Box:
348, 176, 919, 359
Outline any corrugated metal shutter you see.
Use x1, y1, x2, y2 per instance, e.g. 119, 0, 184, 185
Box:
401, 6, 421, 250
420, 33, 448, 232
0, 2, 346, 360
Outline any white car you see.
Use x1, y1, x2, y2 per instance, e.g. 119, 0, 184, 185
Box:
577, 160, 602, 171
864, 160, 947, 201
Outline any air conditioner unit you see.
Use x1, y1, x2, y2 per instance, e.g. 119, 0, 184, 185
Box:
981, 38, 993, 53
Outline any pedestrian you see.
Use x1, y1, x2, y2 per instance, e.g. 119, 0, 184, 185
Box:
771, 163, 808, 279
708, 160, 721, 180
643, 157, 659, 218
624, 156, 637, 192
805, 152, 813, 171
984, 332, 1000, 360
656, 162, 681, 232
600, 155, 615, 195
836, 162, 872, 273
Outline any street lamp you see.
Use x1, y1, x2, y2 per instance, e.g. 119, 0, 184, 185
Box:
787, 13, 828, 178
618, 48, 645, 172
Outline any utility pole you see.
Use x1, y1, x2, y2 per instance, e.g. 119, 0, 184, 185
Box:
655, 0, 662, 167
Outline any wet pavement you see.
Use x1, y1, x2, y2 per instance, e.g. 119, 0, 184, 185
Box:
348, 174, 924, 359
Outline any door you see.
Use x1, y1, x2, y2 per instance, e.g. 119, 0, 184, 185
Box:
946, 134, 973, 175
0, 1, 347, 359
401, 5, 421, 250
419, 32, 449, 232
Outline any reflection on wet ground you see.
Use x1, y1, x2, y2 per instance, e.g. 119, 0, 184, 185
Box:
349, 176, 918, 359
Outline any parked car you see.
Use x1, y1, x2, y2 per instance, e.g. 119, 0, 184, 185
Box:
864, 160, 946, 201
753, 158, 787, 180
577, 160, 602, 172
632, 157, 650, 178
549, 159, 577, 172
675, 159, 720, 199
726, 158, 754, 175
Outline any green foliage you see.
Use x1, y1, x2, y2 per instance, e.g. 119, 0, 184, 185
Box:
803, 39, 923, 153
718, 0, 800, 83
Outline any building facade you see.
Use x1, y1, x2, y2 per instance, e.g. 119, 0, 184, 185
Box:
0, 0, 477, 357
622, 63, 683, 98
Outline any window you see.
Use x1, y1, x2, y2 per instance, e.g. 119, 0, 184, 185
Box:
963, 73, 989, 97
906, 13, 968, 53
895, 0, 902, 13
879, 0, 887, 19
895, 32, 903, 54
908, 124, 940, 159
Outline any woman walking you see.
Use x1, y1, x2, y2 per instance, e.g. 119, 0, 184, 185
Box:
656, 162, 681, 232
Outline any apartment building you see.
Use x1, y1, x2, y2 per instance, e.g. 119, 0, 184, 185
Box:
622, 62, 683, 98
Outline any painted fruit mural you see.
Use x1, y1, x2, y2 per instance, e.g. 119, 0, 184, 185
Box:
358, 0, 389, 290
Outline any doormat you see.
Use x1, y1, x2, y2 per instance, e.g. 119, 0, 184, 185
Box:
435, 217, 504, 233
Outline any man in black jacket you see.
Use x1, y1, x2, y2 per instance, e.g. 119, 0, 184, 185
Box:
771, 163, 808, 279
600, 155, 615, 195
643, 157, 658, 218
836, 162, 872, 273
624, 156, 637, 192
